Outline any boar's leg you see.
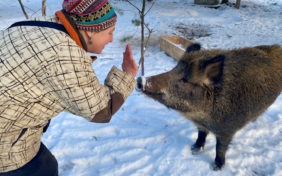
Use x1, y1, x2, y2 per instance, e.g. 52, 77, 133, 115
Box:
191, 129, 209, 154
213, 135, 232, 170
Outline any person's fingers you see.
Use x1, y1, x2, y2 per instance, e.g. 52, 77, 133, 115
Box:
126, 45, 133, 59
122, 44, 139, 77
127, 44, 131, 54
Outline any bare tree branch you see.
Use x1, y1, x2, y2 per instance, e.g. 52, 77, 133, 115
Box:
144, 23, 153, 51
24, 6, 37, 13
145, 1, 155, 16
18, 0, 29, 19
31, 9, 42, 18
126, 0, 141, 13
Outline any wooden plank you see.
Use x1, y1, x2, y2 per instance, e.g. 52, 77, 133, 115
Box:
160, 36, 194, 61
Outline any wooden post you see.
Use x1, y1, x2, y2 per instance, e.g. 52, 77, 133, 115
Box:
235, 0, 241, 9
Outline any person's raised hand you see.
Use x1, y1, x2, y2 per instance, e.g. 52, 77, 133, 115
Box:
122, 44, 138, 77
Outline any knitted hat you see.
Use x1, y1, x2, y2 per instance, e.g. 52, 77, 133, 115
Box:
62, 0, 117, 32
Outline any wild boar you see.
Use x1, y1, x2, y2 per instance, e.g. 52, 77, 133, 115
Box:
137, 44, 282, 170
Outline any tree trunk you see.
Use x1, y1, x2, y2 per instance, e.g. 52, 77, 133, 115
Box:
235, 0, 241, 9
126, 0, 154, 76
42, 0, 46, 16
18, 0, 29, 19
140, 0, 146, 76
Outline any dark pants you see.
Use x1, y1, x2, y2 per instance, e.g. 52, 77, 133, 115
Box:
0, 143, 58, 176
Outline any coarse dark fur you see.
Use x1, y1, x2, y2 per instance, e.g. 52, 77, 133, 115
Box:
137, 43, 282, 170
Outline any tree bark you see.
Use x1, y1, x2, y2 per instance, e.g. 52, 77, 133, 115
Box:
140, 0, 146, 76
42, 0, 46, 16
235, 0, 241, 9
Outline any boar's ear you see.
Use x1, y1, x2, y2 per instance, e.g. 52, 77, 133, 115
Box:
204, 55, 225, 85
185, 43, 201, 53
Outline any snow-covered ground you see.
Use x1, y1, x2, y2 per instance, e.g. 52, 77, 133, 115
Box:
0, 0, 281, 175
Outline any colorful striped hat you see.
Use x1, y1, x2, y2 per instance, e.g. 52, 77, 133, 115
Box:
62, 0, 117, 32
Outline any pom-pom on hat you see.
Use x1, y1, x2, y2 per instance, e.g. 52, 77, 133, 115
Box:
62, 0, 117, 32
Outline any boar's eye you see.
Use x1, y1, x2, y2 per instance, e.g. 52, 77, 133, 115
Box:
180, 77, 187, 83
178, 60, 188, 66
180, 76, 189, 83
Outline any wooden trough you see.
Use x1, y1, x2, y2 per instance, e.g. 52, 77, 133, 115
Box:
160, 36, 195, 61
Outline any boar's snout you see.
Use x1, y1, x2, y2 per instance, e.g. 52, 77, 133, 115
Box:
137, 73, 170, 94
136, 77, 146, 91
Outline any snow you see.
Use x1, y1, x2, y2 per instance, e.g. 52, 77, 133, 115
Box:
0, 0, 282, 175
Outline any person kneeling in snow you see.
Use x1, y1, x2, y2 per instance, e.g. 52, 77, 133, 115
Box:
0, 0, 138, 175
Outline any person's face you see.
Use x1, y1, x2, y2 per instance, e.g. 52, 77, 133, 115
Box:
85, 25, 115, 54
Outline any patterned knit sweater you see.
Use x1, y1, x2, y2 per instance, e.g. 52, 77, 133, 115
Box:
0, 16, 136, 172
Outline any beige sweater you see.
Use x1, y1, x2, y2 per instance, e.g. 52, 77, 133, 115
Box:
0, 16, 136, 172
